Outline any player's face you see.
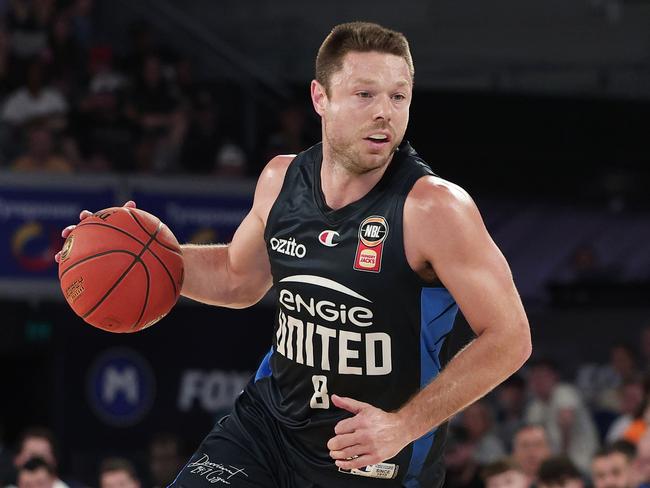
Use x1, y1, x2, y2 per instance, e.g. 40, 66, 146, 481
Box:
311, 51, 412, 174
592, 453, 633, 488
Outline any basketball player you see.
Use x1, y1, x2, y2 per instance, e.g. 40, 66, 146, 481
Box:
57, 22, 531, 488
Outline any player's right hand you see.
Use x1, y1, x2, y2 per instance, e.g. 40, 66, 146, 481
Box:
54, 200, 137, 263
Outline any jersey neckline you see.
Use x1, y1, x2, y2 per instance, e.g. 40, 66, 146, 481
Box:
312, 141, 413, 226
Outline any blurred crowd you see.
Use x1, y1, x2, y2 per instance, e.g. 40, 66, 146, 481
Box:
0, 0, 313, 177
0, 429, 186, 488
2, 324, 650, 488
443, 323, 650, 488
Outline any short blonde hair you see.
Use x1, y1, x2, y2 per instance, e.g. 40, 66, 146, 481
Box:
315, 22, 414, 94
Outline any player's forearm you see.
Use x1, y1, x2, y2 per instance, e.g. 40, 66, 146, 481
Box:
180, 244, 265, 308
397, 323, 531, 442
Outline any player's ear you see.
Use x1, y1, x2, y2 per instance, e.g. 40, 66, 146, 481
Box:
311, 79, 327, 116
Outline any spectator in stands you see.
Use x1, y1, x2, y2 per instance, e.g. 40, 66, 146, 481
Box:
591, 441, 637, 488
619, 387, 650, 444
481, 458, 528, 488
495, 374, 528, 451
76, 45, 130, 171
214, 142, 248, 179
443, 425, 483, 488
640, 326, 650, 374
84, 46, 127, 96
126, 52, 187, 172
1, 58, 67, 128
179, 89, 221, 173
69, 0, 94, 51
173, 56, 199, 107
16, 458, 54, 488
635, 431, 650, 488
11, 428, 68, 488
123, 20, 157, 81
567, 245, 614, 284
6, 0, 49, 61
148, 433, 184, 488
45, 13, 84, 96
11, 122, 72, 172
577, 345, 638, 414
611, 346, 639, 384
511, 424, 552, 486
461, 400, 506, 464
537, 457, 584, 488
98, 458, 140, 488
264, 103, 312, 161
526, 359, 599, 472
606, 378, 645, 443
0, 27, 14, 97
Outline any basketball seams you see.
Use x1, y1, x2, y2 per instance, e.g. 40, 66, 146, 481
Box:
81, 222, 162, 322
137, 221, 179, 296
127, 208, 182, 256
131, 259, 150, 330
59, 250, 139, 280
126, 207, 156, 236
77, 216, 180, 295
81, 256, 142, 319
75, 221, 146, 246
109, 210, 181, 293
153, 238, 183, 256
146, 237, 179, 296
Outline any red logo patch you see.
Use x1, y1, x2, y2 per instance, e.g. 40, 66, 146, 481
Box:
354, 216, 388, 273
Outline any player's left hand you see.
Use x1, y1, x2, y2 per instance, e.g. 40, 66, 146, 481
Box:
327, 394, 411, 470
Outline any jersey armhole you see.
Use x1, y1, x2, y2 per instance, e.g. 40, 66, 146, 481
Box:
263, 155, 300, 242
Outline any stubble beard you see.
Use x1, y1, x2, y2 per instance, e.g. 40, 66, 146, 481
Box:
325, 129, 399, 176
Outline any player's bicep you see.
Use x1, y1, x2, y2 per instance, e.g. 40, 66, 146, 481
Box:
411, 180, 527, 337
224, 154, 293, 301
434, 231, 522, 337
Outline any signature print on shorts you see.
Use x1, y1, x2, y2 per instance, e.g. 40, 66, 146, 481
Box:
188, 454, 248, 485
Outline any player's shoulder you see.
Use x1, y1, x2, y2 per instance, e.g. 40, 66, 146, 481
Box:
266, 154, 297, 172
257, 154, 296, 190
406, 175, 476, 219
253, 154, 296, 217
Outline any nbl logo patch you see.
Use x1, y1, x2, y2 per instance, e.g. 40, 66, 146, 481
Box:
354, 216, 388, 273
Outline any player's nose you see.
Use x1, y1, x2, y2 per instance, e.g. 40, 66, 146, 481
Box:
372, 94, 393, 121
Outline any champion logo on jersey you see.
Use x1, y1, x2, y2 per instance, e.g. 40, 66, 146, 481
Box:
318, 230, 340, 247
354, 216, 389, 273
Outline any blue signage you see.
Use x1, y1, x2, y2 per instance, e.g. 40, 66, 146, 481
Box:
132, 191, 252, 245
0, 186, 115, 279
87, 347, 156, 427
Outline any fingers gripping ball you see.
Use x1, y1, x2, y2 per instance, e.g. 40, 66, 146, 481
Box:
58, 207, 184, 332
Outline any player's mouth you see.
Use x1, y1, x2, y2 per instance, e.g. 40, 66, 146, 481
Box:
363, 133, 391, 149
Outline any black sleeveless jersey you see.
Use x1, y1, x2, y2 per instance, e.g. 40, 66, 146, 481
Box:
251, 141, 459, 487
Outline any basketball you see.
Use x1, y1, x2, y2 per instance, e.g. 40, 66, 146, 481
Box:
58, 207, 184, 333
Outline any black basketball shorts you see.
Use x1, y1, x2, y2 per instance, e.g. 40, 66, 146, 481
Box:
168, 383, 408, 488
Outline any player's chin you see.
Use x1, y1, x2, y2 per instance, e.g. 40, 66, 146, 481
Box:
362, 149, 392, 169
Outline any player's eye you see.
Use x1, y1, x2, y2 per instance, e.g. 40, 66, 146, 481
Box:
392, 93, 406, 101
356, 91, 372, 98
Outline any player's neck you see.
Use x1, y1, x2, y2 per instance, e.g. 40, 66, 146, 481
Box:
320, 148, 392, 210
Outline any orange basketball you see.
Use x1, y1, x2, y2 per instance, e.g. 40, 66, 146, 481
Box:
58, 207, 184, 333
